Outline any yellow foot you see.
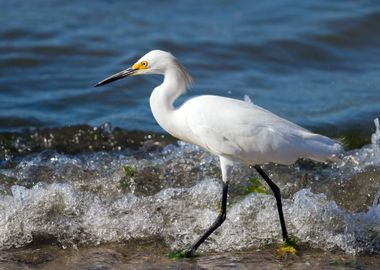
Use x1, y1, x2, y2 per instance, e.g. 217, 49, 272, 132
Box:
278, 238, 297, 255
279, 245, 297, 255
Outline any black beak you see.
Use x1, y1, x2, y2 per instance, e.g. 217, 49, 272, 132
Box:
95, 68, 137, 87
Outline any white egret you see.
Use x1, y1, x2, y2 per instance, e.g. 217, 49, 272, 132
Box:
96, 50, 342, 257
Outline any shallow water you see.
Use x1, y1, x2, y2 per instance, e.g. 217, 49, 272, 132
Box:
0, 120, 379, 257
1, 243, 380, 270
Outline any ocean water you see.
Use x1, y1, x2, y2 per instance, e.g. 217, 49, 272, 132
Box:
1, 0, 380, 133
1, 0, 380, 266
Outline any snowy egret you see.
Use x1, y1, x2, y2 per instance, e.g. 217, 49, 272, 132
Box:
96, 50, 342, 257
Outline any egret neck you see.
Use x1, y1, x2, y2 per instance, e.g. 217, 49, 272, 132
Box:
150, 66, 189, 142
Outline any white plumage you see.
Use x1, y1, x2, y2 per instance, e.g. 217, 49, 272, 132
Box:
140, 50, 342, 168
176, 95, 341, 165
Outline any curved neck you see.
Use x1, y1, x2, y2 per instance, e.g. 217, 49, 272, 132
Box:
151, 69, 186, 111
149, 68, 187, 138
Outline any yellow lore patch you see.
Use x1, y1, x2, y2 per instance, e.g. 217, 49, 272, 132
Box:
132, 61, 148, 70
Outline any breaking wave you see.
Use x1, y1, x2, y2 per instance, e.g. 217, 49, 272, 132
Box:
0, 119, 379, 254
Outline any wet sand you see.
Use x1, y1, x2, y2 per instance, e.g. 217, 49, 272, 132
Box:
0, 242, 379, 270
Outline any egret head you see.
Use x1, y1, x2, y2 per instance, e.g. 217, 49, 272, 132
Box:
95, 50, 192, 87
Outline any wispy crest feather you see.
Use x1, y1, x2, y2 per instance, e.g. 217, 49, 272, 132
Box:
174, 59, 193, 89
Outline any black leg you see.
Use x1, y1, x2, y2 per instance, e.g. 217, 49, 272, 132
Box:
185, 181, 229, 257
254, 165, 289, 241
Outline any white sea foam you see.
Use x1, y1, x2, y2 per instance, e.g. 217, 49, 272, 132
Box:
0, 120, 379, 253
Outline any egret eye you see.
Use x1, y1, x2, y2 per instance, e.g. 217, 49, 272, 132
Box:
141, 61, 148, 68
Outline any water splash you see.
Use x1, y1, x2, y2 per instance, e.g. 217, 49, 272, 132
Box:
371, 118, 380, 161
0, 121, 379, 253
338, 118, 380, 172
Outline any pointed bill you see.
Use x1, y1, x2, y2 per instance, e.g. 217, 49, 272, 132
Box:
95, 68, 137, 87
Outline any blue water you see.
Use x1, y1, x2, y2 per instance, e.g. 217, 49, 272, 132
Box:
1, 0, 380, 133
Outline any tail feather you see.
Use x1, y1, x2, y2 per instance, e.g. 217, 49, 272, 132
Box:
302, 133, 343, 162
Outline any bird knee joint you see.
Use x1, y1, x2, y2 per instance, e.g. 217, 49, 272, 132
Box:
271, 185, 280, 195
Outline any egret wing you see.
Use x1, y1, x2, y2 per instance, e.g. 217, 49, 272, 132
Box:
184, 96, 339, 164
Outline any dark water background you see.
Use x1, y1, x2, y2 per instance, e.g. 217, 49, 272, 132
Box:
1, 1, 380, 269
1, 0, 380, 136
